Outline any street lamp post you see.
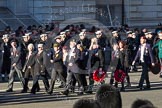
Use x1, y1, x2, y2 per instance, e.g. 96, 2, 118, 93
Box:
121, 0, 125, 26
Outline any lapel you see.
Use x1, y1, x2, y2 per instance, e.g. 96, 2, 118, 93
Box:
140, 44, 149, 57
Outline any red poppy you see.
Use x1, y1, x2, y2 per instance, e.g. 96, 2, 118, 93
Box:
114, 69, 126, 82
93, 69, 106, 82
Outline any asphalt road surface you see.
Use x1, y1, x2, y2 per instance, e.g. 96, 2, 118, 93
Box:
0, 70, 162, 108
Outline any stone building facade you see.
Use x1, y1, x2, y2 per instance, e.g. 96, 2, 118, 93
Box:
0, 0, 162, 27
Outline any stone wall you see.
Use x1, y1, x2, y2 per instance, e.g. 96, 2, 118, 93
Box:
0, 0, 6, 7
125, 0, 162, 26
1, 0, 162, 27
29, 0, 96, 24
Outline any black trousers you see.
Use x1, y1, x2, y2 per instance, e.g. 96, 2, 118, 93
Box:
1, 59, 11, 75
8, 67, 25, 90
65, 72, 84, 92
23, 68, 40, 91
31, 73, 49, 94
80, 74, 87, 89
139, 62, 150, 87
48, 68, 66, 93
71, 74, 87, 91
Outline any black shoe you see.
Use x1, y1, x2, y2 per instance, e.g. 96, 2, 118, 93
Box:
159, 74, 162, 78
136, 86, 140, 88
85, 90, 93, 94
36, 88, 40, 92
144, 86, 150, 90
133, 68, 137, 72
114, 82, 118, 88
77, 92, 83, 95
6, 89, 13, 92
61, 90, 69, 96
21, 89, 27, 93
58, 84, 64, 88
47, 90, 53, 95
140, 87, 143, 90
2, 77, 5, 82
70, 88, 75, 93
136, 86, 143, 90
120, 87, 125, 92
30, 91, 36, 94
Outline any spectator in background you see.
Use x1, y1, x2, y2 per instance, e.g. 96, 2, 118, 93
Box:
140, 28, 147, 37
4, 26, 12, 34
95, 84, 122, 108
15, 26, 25, 37
73, 98, 101, 108
155, 23, 162, 35
131, 99, 156, 108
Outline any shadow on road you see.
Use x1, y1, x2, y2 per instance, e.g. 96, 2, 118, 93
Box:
124, 81, 162, 92
0, 91, 83, 106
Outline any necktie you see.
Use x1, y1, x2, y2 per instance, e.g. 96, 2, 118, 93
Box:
112, 51, 116, 60
13, 48, 17, 56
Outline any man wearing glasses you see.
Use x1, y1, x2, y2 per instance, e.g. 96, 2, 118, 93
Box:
38, 33, 53, 76
31, 43, 49, 94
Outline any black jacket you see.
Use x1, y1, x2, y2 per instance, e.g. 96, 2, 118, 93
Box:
87, 48, 104, 70
52, 49, 64, 70
66, 47, 81, 73
10, 47, 22, 70
34, 51, 47, 75
118, 49, 129, 69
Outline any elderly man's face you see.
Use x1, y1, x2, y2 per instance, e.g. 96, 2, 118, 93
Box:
113, 32, 118, 37
23, 36, 29, 42
96, 33, 102, 38
79, 35, 85, 40
127, 34, 132, 37
38, 45, 43, 51
3, 38, 9, 43
41, 35, 47, 41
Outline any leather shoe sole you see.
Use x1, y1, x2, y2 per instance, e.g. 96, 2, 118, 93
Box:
85, 91, 93, 94
6, 89, 13, 92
